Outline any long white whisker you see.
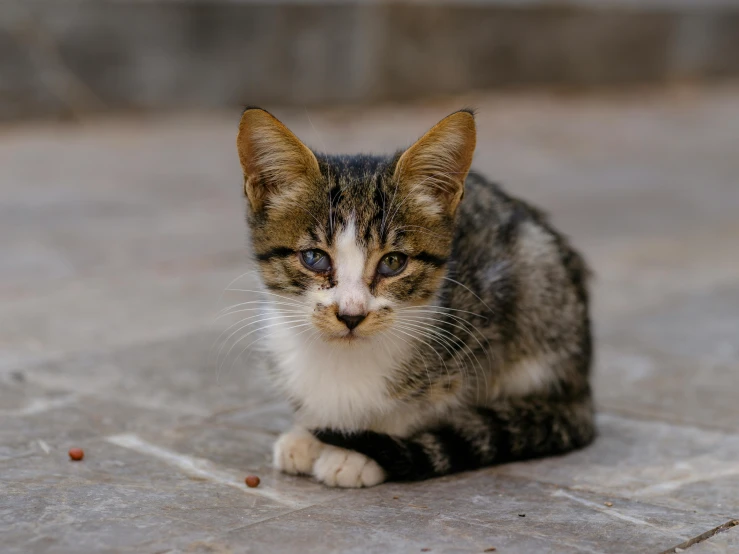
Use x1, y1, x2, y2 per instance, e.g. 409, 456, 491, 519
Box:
440, 276, 494, 314
393, 323, 457, 384
215, 270, 262, 312
391, 327, 447, 375
218, 323, 316, 386
397, 313, 491, 390
397, 311, 491, 362
395, 321, 465, 367
211, 308, 304, 361
395, 316, 485, 388
385, 329, 433, 391
217, 314, 308, 370
226, 288, 310, 307
215, 305, 305, 321
397, 316, 489, 397
228, 321, 314, 375
398, 305, 488, 320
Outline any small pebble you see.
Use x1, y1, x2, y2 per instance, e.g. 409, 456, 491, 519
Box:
484, 549, 497, 553
245, 475, 260, 488
392, 496, 400, 500
421, 549, 431, 552
518, 513, 526, 517
68, 448, 84, 461
604, 501, 613, 507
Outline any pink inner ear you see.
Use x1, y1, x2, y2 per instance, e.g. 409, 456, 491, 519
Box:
237, 109, 321, 211
393, 111, 476, 213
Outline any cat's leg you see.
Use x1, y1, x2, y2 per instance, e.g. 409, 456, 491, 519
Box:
313, 393, 595, 482
312, 444, 386, 488
273, 427, 325, 475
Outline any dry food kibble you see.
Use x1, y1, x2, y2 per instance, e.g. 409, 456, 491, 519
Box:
68, 448, 84, 461
604, 501, 614, 507
245, 475, 260, 488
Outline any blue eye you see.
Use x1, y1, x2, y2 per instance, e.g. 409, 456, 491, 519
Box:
377, 252, 408, 277
300, 249, 332, 272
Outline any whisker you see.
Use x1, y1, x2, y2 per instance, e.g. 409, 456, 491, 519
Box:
397, 316, 489, 397
393, 323, 458, 383
398, 305, 487, 320
215, 300, 306, 319
440, 276, 494, 314
394, 316, 486, 391
397, 309, 492, 360
218, 323, 316, 386
226, 288, 310, 307
216, 314, 308, 371
211, 308, 303, 357
397, 313, 492, 389
385, 329, 434, 391
228, 321, 314, 375
391, 327, 448, 375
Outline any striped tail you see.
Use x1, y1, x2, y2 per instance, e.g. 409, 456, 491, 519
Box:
313, 396, 595, 481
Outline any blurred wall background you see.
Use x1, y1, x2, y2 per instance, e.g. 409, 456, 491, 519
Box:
2, 0, 739, 121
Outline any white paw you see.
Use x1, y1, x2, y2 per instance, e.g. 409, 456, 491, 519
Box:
313, 445, 386, 488
273, 429, 324, 475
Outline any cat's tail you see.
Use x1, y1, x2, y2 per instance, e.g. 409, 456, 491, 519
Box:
313, 395, 595, 481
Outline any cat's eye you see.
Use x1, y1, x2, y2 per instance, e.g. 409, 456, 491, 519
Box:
377, 252, 408, 277
300, 249, 332, 272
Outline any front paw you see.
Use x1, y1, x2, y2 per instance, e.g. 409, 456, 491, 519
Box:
313, 445, 386, 488
273, 429, 324, 475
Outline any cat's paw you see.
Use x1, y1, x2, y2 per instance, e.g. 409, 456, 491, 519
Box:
313, 445, 386, 488
273, 429, 324, 475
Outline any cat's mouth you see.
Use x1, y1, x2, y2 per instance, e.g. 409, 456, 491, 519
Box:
325, 330, 366, 343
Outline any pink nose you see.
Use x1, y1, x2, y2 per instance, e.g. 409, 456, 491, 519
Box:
336, 313, 366, 330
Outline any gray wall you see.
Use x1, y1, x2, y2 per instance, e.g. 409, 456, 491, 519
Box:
2, 0, 739, 120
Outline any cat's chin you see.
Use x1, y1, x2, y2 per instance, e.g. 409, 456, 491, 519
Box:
322, 332, 369, 344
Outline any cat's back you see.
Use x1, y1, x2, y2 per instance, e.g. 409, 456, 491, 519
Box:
451, 171, 591, 368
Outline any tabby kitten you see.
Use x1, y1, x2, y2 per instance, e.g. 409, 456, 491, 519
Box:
235, 108, 595, 487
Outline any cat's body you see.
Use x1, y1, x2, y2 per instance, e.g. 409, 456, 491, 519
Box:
236, 109, 595, 487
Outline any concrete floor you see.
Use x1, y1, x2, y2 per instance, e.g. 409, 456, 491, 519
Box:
2, 85, 739, 553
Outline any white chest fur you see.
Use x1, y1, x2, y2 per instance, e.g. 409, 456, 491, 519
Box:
264, 308, 415, 432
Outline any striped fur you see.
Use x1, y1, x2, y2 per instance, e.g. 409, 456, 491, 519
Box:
235, 108, 595, 486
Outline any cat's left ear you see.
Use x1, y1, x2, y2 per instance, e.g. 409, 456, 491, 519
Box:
393, 109, 476, 216
237, 108, 321, 213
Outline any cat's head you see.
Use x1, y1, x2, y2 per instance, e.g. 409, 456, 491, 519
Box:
236, 108, 476, 342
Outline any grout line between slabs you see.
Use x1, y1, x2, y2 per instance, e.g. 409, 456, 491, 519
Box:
660, 519, 739, 554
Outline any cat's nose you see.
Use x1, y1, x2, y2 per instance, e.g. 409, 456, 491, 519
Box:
336, 312, 366, 330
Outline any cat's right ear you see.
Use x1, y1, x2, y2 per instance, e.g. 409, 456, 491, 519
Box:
237, 108, 321, 213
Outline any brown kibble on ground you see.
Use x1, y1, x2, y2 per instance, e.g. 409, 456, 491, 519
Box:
245, 475, 260, 488
421, 549, 431, 552
604, 501, 614, 507
484, 549, 497, 552
68, 448, 84, 461
392, 496, 399, 500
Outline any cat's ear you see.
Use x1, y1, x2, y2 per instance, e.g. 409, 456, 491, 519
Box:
393, 110, 476, 216
237, 108, 321, 212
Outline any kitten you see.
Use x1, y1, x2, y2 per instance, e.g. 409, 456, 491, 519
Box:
235, 108, 595, 487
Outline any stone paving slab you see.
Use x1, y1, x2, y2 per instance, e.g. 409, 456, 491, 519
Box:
498, 415, 739, 519
221, 476, 724, 554
2, 86, 739, 552
0, 268, 258, 369
684, 525, 739, 554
